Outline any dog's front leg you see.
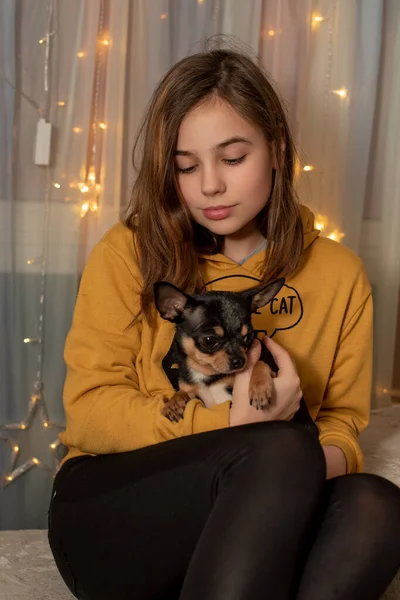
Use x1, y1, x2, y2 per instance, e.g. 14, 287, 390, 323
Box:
161, 383, 198, 422
248, 361, 274, 410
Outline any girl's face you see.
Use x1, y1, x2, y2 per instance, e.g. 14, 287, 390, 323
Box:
175, 97, 274, 241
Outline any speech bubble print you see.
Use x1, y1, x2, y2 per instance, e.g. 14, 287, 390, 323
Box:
201, 276, 304, 339
251, 283, 303, 338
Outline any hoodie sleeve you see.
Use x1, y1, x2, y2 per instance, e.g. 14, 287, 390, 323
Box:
316, 265, 373, 473
60, 235, 230, 457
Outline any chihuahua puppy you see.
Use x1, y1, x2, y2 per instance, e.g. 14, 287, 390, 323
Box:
154, 279, 318, 438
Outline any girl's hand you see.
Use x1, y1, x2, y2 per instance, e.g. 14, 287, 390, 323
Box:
229, 336, 302, 427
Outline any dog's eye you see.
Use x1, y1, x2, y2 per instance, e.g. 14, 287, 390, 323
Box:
202, 335, 219, 349
243, 331, 255, 345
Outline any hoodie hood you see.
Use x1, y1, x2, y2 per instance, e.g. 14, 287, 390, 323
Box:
300, 204, 320, 250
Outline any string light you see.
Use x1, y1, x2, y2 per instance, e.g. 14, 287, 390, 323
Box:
57, 101, 65, 107
160, 13, 167, 19
268, 29, 276, 37
327, 230, 345, 242
80, 202, 90, 218
315, 214, 328, 232
314, 215, 345, 243
303, 165, 315, 172
26, 257, 41, 265
332, 88, 348, 99
77, 51, 86, 58
53, 182, 61, 189
197, 0, 205, 4
312, 12, 326, 30
1, 388, 64, 487
0, 0, 66, 489
73, 126, 82, 133
77, 3, 109, 221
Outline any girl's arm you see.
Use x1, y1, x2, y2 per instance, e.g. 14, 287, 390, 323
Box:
316, 265, 373, 474
60, 231, 230, 456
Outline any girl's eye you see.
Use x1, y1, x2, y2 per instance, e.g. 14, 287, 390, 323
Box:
223, 155, 246, 166
177, 165, 197, 174
176, 155, 246, 174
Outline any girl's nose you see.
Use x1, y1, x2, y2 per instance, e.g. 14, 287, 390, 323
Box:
201, 165, 226, 197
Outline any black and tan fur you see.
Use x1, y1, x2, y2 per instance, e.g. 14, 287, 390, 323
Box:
154, 279, 318, 437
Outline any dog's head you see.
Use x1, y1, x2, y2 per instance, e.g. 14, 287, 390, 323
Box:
153, 278, 285, 375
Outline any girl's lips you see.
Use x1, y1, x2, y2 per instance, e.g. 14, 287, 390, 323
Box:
202, 206, 234, 220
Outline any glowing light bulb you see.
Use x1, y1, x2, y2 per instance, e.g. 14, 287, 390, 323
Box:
6, 476, 13, 482
78, 183, 89, 193
101, 39, 110, 46
73, 127, 83, 133
77, 51, 86, 58
268, 29, 276, 37
50, 443, 57, 449
80, 202, 90, 218
21, 424, 27, 430
44, 422, 49, 428
13, 446, 19, 453
57, 101, 66, 107
315, 214, 328, 232
39, 38, 46, 45
53, 182, 61, 189
88, 171, 96, 183
303, 165, 315, 172
160, 13, 167, 19
99, 122, 107, 130
332, 88, 348, 99
327, 230, 345, 243
312, 12, 326, 30
32, 458, 40, 465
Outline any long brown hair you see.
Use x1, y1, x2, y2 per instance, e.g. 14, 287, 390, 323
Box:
124, 43, 303, 325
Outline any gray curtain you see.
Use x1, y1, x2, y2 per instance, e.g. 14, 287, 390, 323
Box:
1, 0, 399, 531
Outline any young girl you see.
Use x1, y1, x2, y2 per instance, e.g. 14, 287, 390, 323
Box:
48, 47, 400, 600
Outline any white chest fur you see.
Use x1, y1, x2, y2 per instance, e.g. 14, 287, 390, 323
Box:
195, 380, 233, 408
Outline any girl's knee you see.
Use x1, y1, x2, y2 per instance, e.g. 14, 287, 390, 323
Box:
333, 472, 400, 527
237, 421, 326, 480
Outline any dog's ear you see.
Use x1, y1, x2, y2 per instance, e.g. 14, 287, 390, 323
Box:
240, 278, 285, 313
153, 282, 193, 322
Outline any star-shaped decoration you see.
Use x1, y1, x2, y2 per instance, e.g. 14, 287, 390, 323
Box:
0, 387, 66, 487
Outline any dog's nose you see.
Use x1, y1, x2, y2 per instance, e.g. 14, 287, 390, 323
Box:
231, 356, 245, 370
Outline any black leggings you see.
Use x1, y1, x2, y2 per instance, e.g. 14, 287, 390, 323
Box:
48, 421, 400, 600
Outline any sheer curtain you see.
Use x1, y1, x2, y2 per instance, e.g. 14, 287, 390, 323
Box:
1, 0, 399, 530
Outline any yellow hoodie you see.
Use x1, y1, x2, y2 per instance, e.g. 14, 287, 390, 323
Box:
59, 206, 372, 473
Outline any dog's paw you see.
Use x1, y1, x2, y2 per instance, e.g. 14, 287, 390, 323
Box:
249, 383, 273, 410
161, 392, 190, 422
249, 363, 274, 410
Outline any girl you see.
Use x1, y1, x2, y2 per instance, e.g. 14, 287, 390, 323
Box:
48, 47, 400, 599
